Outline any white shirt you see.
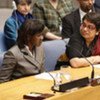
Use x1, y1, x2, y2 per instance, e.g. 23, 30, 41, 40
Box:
79, 9, 87, 23
79, 8, 92, 23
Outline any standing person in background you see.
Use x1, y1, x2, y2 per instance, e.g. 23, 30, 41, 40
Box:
0, 19, 45, 83
4, 0, 33, 49
62, 0, 99, 39
32, 0, 75, 38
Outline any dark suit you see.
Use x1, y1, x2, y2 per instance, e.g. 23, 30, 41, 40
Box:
61, 7, 99, 39
0, 45, 45, 83
62, 9, 81, 38
94, 0, 100, 12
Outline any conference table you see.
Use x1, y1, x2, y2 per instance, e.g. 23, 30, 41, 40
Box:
0, 65, 100, 100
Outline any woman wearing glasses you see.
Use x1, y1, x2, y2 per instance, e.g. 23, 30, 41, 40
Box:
66, 12, 100, 68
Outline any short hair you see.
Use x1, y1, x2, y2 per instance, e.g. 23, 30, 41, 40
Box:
14, 0, 32, 5
17, 19, 45, 48
82, 12, 100, 31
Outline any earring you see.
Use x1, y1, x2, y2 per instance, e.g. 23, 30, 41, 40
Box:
96, 32, 99, 35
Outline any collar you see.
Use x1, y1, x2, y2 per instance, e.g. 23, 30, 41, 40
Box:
21, 45, 34, 57
25, 45, 34, 57
79, 8, 92, 23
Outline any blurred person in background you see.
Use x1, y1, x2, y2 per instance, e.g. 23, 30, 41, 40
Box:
0, 19, 45, 83
4, 0, 61, 50
94, 0, 100, 12
32, 0, 76, 39
4, 0, 33, 49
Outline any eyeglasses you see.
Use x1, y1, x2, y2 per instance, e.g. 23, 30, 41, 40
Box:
81, 23, 96, 30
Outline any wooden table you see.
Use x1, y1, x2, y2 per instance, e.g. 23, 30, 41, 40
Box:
0, 66, 100, 100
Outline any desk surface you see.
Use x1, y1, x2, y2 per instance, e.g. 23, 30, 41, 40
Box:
0, 66, 100, 100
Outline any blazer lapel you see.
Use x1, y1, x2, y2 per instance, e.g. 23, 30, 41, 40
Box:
21, 48, 40, 69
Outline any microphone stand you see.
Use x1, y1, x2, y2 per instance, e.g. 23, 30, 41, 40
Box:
66, 44, 95, 81
47, 72, 63, 93
46, 72, 56, 93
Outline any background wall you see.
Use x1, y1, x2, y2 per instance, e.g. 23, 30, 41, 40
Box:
0, 0, 35, 8
0, 0, 78, 8
0, 0, 12, 8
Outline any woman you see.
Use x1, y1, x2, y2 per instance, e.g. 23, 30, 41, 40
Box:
0, 19, 45, 83
4, 0, 33, 49
66, 12, 100, 68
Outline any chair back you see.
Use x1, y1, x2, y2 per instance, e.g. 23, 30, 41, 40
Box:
43, 39, 69, 71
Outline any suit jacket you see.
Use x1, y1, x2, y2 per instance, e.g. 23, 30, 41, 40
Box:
61, 7, 100, 39
94, 0, 100, 12
62, 9, 81, 38
0, 44, 45, 83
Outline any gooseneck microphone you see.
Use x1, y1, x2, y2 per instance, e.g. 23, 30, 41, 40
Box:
64, 39, 100, 86
46, 72, 62, 93
46, 72, 56, 93
66, 44, 94, 81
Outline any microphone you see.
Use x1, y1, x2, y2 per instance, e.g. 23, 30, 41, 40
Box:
46, 72, 62, 93
66, 44, 100, 86
44, 43, 99, 92
46, 42, 90, 92
66, 44, 94, 81
47, 70, 89, 92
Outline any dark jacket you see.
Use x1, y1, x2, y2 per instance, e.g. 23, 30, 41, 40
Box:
62, 9, 81, 38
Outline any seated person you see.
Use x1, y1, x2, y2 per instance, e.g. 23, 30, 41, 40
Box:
4, 0, 33, 49
4, 0, 62, 50
0, 19, 45, 83
66, 12, 100, 68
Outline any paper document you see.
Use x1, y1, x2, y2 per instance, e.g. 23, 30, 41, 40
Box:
34, 72, 71, 81
93, 64, 100, 68
34, 72, 57, 80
